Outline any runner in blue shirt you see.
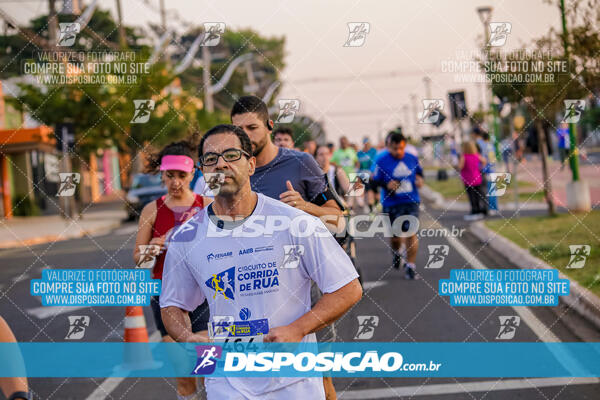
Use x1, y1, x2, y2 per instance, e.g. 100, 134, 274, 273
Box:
371, 131, 423, 279
556, 122, 570, 170
357, 137, 377, 171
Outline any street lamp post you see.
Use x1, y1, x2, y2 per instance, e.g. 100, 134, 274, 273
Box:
477, 6, 501, 161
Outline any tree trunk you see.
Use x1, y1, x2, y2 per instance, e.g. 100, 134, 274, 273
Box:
48, 0, 58, 47
535, 119, 555, 216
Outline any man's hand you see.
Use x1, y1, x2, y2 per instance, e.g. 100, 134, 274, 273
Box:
149, 235, 167, 253
386, 180, 401, 192
263, 325, 305, 343
279, 180, 307, 210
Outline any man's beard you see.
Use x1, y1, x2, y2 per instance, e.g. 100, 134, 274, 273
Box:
214, 171, 242, 196
252, 135, 268, 157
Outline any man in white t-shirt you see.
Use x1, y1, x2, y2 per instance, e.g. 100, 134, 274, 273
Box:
161, 124, 362, 399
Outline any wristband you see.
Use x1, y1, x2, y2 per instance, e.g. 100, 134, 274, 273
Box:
9, 391, 31, 400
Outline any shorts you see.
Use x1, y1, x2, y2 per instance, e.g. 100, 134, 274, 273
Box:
383, 202, 420, 232
150, 296, 209, 337
205, 377, 325, 400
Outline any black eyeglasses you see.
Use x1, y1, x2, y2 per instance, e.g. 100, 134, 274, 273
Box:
200, 148, 250, 166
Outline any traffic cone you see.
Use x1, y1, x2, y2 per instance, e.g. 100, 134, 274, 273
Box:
124, 306, 149, 342
113, 306, 162, 374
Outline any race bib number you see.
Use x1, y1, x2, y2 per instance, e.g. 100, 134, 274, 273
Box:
208, 318, 269, 347
395, 180, 413, 194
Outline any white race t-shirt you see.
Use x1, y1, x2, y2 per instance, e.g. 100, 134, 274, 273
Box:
160, 193, 358, 398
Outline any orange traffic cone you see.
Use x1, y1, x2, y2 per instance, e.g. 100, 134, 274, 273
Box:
113, 306, 162, 374
124, 306, 149, 342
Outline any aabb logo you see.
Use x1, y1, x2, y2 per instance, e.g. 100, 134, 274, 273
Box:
205, 267, 235, 300
239, 248, 254, 256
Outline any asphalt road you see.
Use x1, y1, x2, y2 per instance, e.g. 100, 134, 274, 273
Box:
1, 202, 599, 400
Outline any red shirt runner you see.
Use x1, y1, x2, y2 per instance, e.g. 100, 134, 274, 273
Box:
151, 194, 204, 280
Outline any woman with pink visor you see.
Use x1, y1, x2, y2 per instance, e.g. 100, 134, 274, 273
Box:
134, 140, 211, 400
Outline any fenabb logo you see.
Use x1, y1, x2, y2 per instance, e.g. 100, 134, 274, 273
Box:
206, 251, 233, 262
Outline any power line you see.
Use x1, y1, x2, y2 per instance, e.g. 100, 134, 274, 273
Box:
288, 68, 437, 84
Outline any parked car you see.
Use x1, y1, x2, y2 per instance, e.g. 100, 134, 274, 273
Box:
125, 173, 166, 220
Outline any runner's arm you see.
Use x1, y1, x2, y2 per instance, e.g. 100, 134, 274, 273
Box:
280, 180, 344, 228
415, 162, 424, 188
457, 155, 465, 170
0, 316, 28, 398
264, 279, 362, 342
133, 201, 157, 264
161, 306, 208, 342
336, 167, 350, 195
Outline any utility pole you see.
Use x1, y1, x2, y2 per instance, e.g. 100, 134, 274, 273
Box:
159, 0, 167, 33
48, 0, 58, 46
202, 45, 214, 112
477, 6, 501, 161
423, 76, 433, 138
402, 104, 410, 138
115, 0, 127, 48
410, 93, 418, 140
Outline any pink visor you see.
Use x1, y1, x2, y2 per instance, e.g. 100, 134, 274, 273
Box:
159, 155, 194, 172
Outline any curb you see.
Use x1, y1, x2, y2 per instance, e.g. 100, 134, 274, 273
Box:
470, 220, 600, 331
0, 220, 123, 249
422, 184, 548, 211
421, 185, 446, 209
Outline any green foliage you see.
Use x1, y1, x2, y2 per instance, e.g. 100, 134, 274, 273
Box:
1, 7, 289, 160
12, 193, 40, 216
174, 28, 285, 109
277, 115, 326, 147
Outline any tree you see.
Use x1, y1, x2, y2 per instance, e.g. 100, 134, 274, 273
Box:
486, 32, 586, 215
173, 27, 286, 110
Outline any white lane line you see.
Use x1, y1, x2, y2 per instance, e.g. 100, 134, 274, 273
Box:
339, 377, 600, 399
362, 281, 387, 290
113, 225, 138, 236
13, 273, 30, 283
445, 234, 560, 343
27, 305, 89, 319
444, 229, 596, 377
85, 330, 161, 400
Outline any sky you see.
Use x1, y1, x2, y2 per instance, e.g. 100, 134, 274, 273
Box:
3, 0, 562, 143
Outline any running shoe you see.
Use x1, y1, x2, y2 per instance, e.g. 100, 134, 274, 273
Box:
404, 262, 416, 280
393, 253, 402, 270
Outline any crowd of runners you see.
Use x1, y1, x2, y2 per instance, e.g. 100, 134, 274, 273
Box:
133, 95, 430, 399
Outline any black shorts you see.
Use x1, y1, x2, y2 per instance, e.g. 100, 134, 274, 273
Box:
383, 202, 420, 232
150, 296, 209, 337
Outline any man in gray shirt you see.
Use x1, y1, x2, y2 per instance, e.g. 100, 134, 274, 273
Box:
230, 96, 344, 399
230, 96, 343, 226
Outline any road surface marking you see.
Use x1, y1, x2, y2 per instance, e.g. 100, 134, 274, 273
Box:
445, 233, 560, 342
27, 305, 89, 319
85, 330, 161, 400
340, 377, 599, 399
362, 281, 387, 290
113, 225, 138, 236
443, 226, 594, 376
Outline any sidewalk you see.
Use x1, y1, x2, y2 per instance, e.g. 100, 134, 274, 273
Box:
0, 201, 126, 249
513, 157, 600, 207
423, 156, 599, 211
421, 185, 548, 212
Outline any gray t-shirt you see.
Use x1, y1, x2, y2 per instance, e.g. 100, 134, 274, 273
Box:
250, 147, 327, 202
